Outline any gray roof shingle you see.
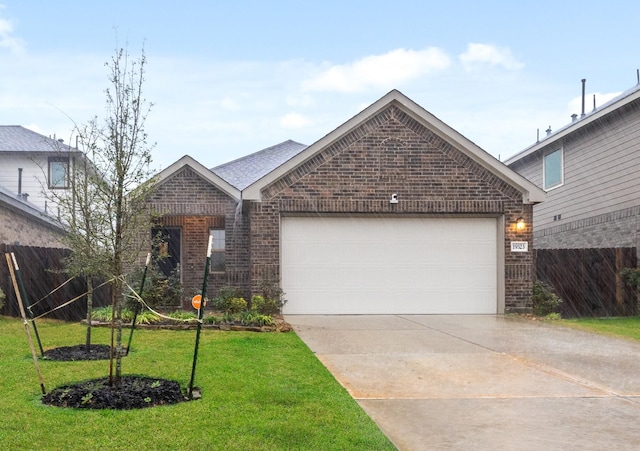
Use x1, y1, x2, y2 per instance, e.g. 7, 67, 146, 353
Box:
211, 139, 307, 190
0, 125, 76, 153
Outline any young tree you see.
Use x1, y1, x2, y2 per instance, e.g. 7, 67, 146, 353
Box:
53, 44, 157, 385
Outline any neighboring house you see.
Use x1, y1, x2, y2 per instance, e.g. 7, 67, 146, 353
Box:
505, 83, 640, 255
148, 90, 545, 315
0, 184, 66, 248
0, 125, 83, 215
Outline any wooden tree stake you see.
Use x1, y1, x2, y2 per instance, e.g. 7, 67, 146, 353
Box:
5, 253, 46, 395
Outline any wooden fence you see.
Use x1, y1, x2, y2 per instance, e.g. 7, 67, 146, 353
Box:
0, 244, 111, 321
535, 247, 637, 318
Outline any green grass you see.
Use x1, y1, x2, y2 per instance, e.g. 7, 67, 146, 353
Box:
0, 316, 395, 450
559, 316, 640, 341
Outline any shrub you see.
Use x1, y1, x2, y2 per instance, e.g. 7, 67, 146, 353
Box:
211, 286, 243, 311
166, 310, 198, 322
0, 287, 5, 312
227, 297, 247, 314
256, 278, 287, 314
239, 311, 275, 327
532, 281, 562, 316
251, 294, 281, 316
126, 265, 183, 310
621, 267, 640, 289
91, 306, 159, 324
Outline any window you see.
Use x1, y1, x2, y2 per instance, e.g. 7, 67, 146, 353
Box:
209, 229, 225, 272
543, 148, 563, 190
48, 157, 69, 188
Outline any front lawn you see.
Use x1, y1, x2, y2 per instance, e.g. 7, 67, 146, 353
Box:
0, 316, 395, 450
559, 316, 640, 341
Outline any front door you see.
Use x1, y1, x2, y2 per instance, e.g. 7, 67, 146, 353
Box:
152, 227, 181, 278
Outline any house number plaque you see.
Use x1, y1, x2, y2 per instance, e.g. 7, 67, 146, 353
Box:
510, 241, 529, 252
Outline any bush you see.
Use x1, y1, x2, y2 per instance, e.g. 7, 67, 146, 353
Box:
532, 281, 562, 316
91, 306, 159, 324
0, 287, 5, 312
621, 267, 640, 289
227, 297, 247, 314
211, 286, 243, 311
126, 265, 183, 309
251, 295, 281, 316
256, 278, 287, 314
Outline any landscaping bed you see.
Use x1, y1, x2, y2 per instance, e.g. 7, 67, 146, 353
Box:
86, 313, 293, 332
42, 344, 112, 361
41, 375, 189, 409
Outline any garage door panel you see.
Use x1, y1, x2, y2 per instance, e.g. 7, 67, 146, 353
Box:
281, 217, 498, 314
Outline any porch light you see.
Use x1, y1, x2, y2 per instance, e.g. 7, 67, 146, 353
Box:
516, 217, 525, 231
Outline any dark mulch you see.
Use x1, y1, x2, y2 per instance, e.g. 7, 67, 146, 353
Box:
42, 344, 114, 361
41, 375, 191, 409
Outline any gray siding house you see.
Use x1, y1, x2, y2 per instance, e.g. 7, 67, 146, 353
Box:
505, 83, 640, 254
149, 90, 544, 315
0, 126, 72, 247
0, 126, 82, 215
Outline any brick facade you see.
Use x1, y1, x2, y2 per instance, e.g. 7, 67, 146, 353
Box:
147, 166, 249, 307
249, 105, 535, 312
0, 202, 66, 248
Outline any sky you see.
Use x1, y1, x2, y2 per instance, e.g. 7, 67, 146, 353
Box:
1, 0, 639, 171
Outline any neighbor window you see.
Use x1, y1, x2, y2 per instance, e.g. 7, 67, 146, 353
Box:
209, 229, 225, 272
543, 148, 563, 190
48, 157, 69, 188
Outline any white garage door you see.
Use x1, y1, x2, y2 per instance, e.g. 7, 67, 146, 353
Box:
281, 216, 497, 314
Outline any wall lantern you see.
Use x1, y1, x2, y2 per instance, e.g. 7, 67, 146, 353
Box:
515, 217, 526, 231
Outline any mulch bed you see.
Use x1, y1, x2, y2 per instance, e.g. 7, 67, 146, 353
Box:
41, 375, 190, 409
42, 344, 113, 361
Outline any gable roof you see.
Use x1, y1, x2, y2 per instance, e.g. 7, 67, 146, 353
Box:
242, 90, 545, 204
504, 83, 640, 165
0, 125, 79, 154
211, 139, 307, 190
155, 155, 242, 200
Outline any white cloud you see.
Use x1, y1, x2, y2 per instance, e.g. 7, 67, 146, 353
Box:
0, 6, 25, 54
459, 43, 523, 71
285, 94, 315, 107
302, 47, 451, 93
280, 112, 313, 128
220, 96, 241, 111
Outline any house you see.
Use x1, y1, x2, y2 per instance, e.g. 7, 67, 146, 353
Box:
0, 125, 84, 215
148, 90, 545, 315
0, 184, 66, 247
505, 82, 640, 254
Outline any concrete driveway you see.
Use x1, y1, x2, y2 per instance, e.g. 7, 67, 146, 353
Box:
286, 315, 640, 450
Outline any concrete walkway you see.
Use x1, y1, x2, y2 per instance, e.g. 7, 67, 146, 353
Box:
286, 315, 640, 450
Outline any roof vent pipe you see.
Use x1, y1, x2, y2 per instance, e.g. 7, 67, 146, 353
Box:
18, 168, 22, 195
637, 69, 639, 85
593, 94, 597, 112
546, 126, 552, 136
571, 114, 578, 122
581, 78, 586, 118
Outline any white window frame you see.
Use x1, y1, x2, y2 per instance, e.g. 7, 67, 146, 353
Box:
209, 228, 225, 272
543, 147, 563, 191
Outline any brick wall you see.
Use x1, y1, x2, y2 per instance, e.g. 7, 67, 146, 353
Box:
534, 205, 640, 252
249, 104, 535, 312
147, 167, 249, 305
0, 202, 66, 248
